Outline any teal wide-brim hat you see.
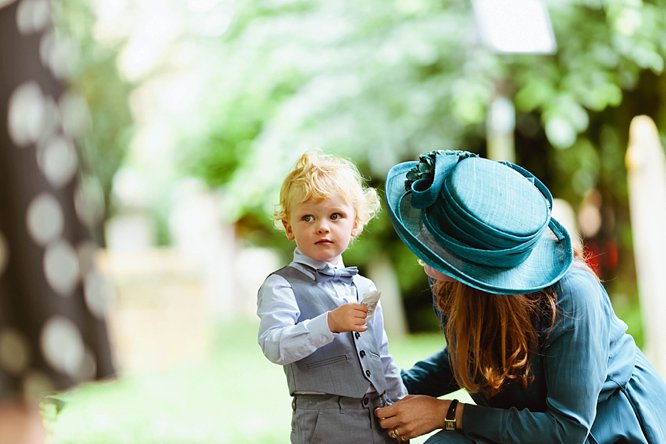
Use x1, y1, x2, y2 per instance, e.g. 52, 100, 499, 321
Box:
385, 150, 573, 295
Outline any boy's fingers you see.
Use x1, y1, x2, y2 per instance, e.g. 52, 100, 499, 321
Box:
349, 303, 368, 311
355, 306, 369, 315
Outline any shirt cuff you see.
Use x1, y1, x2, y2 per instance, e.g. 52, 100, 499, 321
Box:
307, 312, 335, 346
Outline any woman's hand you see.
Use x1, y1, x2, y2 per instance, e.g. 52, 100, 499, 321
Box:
375, 395, 450, 441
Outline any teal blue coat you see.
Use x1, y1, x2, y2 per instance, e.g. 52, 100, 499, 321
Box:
403, 265, 666, 443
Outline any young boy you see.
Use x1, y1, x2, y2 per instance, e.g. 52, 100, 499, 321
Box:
257, 150, 407, 443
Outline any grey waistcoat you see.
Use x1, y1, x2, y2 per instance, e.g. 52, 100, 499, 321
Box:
273, 265, 388, 398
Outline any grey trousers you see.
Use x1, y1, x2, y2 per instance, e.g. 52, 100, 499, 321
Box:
291, 393, 398, 444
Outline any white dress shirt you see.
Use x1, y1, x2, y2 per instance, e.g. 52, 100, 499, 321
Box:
257, 249, 406, 399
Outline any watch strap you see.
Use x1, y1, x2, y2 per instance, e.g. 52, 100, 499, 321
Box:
443, 399, 459, 431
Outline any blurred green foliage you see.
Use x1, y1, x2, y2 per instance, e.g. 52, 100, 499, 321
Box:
184, 0, 666, 331
55, 0, 666, 332
53, 0, 135, 245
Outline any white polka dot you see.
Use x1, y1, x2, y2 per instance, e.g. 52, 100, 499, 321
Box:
83, 270, 109, 319
38, 95, 61, 144
0, 329, 30, 374
37, 135, 78, 188
26, 193, 64, 246
0, 231, 8, 277
40, 316, 84, 377
44, 240, 79, 296
39, 30, 77, 80
74, 179, 104, 228
59, 91, 91, 140
7, 81, 46, 147
16, 0, 51, 34
23, 371, 55, 400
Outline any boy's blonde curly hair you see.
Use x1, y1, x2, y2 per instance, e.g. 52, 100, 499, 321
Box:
275, 150, 380, 237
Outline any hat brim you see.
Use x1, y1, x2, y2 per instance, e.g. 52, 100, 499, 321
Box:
386, 162, 573, 295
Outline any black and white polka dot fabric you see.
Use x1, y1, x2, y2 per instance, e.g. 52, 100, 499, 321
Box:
0, 0, 114, 402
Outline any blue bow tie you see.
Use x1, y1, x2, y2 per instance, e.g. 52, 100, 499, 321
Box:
315, 265, 358, 284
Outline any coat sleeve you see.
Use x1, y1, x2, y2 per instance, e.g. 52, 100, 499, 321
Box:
401, 347, 460, 397
461, 268, 610, 444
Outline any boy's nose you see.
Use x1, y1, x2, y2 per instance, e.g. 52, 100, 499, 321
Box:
316, 221, 330, 233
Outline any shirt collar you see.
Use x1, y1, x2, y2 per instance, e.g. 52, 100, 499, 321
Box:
292, 248, 344, 270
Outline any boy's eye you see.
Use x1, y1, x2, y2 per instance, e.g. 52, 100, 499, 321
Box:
330, 213, 342, 221
302, 215, 314, 222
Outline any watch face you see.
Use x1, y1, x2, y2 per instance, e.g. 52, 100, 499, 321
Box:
444, 420, 456, 431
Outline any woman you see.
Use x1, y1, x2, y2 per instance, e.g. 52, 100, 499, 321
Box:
1, 1, 115, 442
375, 150, 666, 443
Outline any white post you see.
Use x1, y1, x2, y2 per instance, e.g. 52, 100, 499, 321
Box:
367, 254, 408, 338
626, 115, 666, 376
487, 82, 516, 162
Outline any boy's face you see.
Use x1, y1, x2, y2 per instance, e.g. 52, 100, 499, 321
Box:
283, 193, 359, 264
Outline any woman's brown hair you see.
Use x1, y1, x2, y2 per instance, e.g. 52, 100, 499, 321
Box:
433, 280, 558, 397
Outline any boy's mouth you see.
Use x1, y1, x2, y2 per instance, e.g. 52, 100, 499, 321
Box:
315, 239, 333, 245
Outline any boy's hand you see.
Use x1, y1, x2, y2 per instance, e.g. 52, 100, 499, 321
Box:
328, 303, 369, 333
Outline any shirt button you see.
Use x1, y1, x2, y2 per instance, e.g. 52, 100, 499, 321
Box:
355, 332, 361, 339
359, 350, 366, 358
365, 370, 371, 377
363, 397, 369, 405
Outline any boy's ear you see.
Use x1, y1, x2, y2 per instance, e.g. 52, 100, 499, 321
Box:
351, 218, 361, 238
282, 219, 295, 240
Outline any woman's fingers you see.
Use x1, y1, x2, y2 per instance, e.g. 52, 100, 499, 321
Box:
374, 405, 396, 422
375, 394, 416, 422
377, 395, 448, 439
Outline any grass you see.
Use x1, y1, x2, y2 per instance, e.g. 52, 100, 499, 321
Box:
43, 319, 466, 444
